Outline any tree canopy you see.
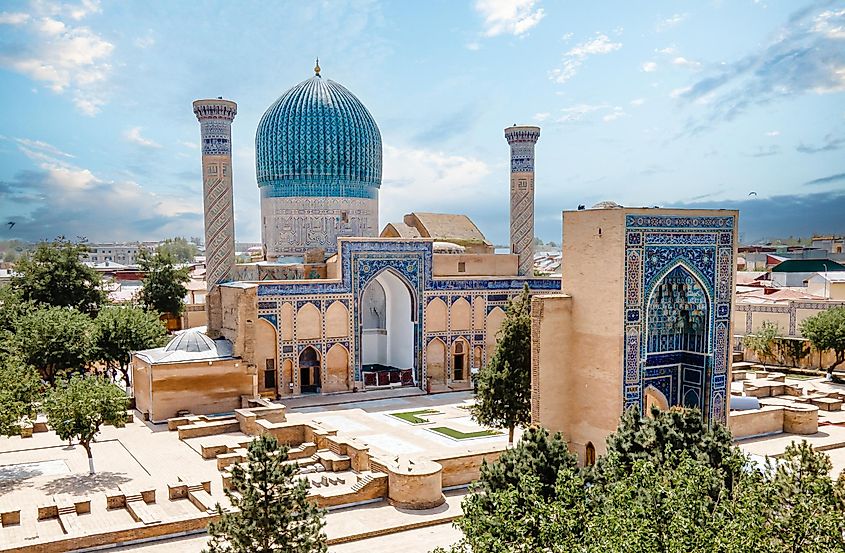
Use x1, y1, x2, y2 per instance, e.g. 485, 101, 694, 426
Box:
800, 306, 845, 376
43, 374, 128, 474
138, 249, 190, 316
10, 306, 96, 384
471, 284, 532, 443
0, 354, 41, 436
205, 434, 327, 553
441, 408, 845, 553
95, 305, 167, 385
745, 320, 780, 369
156, 237, 199, 264
10, 239, 105, 315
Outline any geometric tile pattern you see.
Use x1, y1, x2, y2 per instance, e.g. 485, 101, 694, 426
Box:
194, 99, 237, 288
505, 126, 540, 276
255, 70, 382, 256
253, 239, 561, 386
624, 214, 735, 424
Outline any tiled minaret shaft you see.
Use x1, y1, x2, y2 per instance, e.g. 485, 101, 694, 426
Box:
505, 125, 540, 276
193, 99, 237, 290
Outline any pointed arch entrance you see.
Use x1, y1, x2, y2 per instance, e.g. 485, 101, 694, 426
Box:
299, 346, 321, 394
643, 263, 711, 411
360, 269, 416, 388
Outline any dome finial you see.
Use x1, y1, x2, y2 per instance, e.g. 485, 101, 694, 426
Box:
314, 57, 321, 76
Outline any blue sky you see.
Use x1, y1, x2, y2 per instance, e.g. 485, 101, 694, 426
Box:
0, 0, 843, 246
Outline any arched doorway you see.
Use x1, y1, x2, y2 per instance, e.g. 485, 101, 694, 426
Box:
644, 264, 711, 412
299, 346, 321, 394
360, 270, 415, 387
452, 338, 469, 382
585, 442, 596, 466
644, 385, 669, 416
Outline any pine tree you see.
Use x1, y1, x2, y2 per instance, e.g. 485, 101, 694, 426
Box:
471, 285, 532, 444
205, 435, 327, 553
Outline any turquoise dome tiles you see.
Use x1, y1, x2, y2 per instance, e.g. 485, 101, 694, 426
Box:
255, 75, 382, 198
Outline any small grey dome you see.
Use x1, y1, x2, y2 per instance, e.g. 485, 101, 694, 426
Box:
592, 201, 623, 209
164, 330, 216, 353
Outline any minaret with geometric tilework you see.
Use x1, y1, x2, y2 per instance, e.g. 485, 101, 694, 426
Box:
193, 98, 237, 290
505, 125, 540, 276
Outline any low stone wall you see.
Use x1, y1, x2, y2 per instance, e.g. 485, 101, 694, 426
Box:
435, 450, 503, 488
729, 404, 818, 439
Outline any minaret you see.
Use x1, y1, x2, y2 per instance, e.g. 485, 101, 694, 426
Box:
193, 98, 237, 289
505, 125, 540, 276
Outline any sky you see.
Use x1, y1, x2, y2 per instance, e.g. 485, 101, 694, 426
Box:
0, 0, 844, 246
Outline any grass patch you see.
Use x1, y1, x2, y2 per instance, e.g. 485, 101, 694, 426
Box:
429, 426, 500, 440
389, 409, 440, 424
785, 373, 817, 381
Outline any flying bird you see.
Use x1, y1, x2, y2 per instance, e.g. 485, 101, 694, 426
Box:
6, 221, 14, 229
748, 191, 758, 197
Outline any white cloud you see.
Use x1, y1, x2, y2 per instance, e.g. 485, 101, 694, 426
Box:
813, 8, 845, 39
474, 0, 545, 37
670, 85, 692, 98
0, 1, 113, 115
380, 145, 491, 220
642, 61, 658, 72
533, 112, 550, 122
2, 136, 203, 241
555, 103, 607, 123
466, 41, 481, 51
672, 56, 701, 69
656, 46, 676, 55
0, 12, 30, 24
123, 127, 161, 149
14, 137, 75, 159
602, 106, 627, 122
766, 130, 781, 137
180, 140, 199, 150
561, 32, 573, 42
549, 33, 622, 83
656, 13, 688, 32
630, 98, 646, 107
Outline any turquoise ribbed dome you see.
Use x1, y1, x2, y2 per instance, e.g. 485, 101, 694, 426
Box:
255, 74, 382, 199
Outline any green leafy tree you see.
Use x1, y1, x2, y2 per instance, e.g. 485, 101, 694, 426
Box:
205, 434, 327, 553
138, 249, 190, 316
745, 320, 779, 369
0, 285, 33, 343
94, 305, 167, 385
10, 239, 105, 315
44, 374, 128, 474
157, 237, 199, 264
471, 285, 532, 444
800, 306, 845, 377
11, 306, 96, 384
758, 441, 845, 552
0, 354, 41, 436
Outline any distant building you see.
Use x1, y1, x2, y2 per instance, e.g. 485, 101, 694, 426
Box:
81, 243, 145, 265
770, 259, 845, 287
806, 272, 845, 300
811, 235, 845, 254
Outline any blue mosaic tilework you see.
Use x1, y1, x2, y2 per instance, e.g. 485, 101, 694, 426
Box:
624, 214, 735, 424
255, 75, 382, 198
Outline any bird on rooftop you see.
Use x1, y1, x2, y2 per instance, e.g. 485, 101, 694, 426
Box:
577, 205, 585, 210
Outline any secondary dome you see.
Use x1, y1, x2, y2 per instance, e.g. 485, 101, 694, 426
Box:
164, 330, 216, 353
255, 67, 382, 198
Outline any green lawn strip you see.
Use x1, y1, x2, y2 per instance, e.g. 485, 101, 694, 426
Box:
389, 409, 441, 424
428, 426, 500, 440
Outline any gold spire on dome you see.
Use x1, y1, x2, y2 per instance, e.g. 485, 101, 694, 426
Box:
314, 58, 321, 76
